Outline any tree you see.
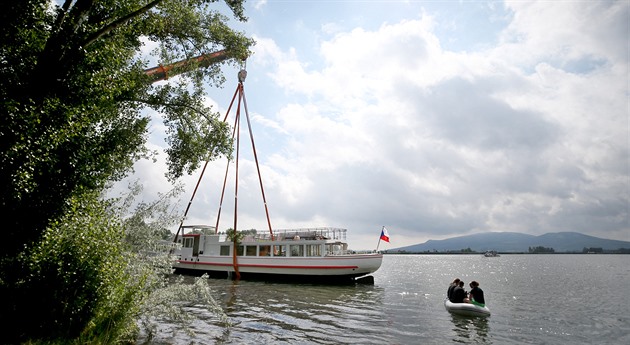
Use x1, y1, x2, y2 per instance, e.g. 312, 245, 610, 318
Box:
225, 227, 245, 244
528, 246, 555, 253
0, 0, 253, 342
582, 247, 603, 253
0, 0, 253, 258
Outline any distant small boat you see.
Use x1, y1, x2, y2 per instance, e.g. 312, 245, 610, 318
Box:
483, 250, 500, 257
444, 298, 491, 317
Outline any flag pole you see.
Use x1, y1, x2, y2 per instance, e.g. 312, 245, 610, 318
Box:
376, 225, 384, 252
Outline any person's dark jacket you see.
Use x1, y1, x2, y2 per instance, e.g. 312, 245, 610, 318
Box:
469, 286, 485, 304
451, 286, 466, 303
447, 284, 456, 300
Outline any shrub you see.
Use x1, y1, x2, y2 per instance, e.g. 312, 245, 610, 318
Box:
4, 194, 144, 343
1, 185, 228, 344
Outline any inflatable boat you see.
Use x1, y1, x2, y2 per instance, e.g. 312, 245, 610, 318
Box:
444, 298, 491, 317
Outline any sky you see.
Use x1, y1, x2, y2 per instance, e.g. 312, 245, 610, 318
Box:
116, 0, 629, 251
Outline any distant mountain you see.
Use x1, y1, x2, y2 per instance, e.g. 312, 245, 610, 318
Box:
390, 232, 630, 253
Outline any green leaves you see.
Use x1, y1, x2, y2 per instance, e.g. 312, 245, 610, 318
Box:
11, 193, 136, 342
226, 227, 244, 245
0, 0, 253, 256
1, 1, 252, 342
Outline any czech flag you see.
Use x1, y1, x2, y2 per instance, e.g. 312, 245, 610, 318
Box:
380, 227, 390, 242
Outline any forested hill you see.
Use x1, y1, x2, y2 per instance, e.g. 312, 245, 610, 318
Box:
389, 232, 630, 253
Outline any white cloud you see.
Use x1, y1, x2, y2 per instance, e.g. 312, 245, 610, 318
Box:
243, 2, 628, 248
119, 1, 629, 250
253, 0, 267, 11
497, 1, 628, 69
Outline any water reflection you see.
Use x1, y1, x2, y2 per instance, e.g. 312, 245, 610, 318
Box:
204, 278, 391, 344
449, 314, 491, 344
214, 281, 240, 344
226, 282, 386, 344
224, 280, 239, 312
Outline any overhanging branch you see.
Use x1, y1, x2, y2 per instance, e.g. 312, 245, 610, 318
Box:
84, 0, 164, 48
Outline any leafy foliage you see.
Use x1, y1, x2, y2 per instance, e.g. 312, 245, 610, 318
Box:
117, 181, 230, 343
3, 193, 143, 343
528, 246, 555, 253
2, 183, 230, 344
225, 227, 245, 244
139, 274, 230, 341
0, 0, 253, 258
0, 0, 252, 342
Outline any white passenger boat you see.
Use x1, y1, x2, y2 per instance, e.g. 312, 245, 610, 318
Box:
173, 225, 383, 283
444, 298, 491, 317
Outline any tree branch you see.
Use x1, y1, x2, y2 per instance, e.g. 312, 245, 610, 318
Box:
84, 0, 164, 48
52, 0, 74, 32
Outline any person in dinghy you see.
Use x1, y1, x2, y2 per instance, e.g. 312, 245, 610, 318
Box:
451, 281, 468, 303
447, 278, 460, 301
468, 280, 485, 307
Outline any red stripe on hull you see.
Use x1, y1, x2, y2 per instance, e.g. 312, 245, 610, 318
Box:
176, 261, 358, 270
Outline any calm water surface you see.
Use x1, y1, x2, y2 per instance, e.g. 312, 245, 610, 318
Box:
146, 255, 629, 344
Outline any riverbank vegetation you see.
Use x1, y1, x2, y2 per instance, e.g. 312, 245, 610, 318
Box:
6, 184, 230, 344
1, 0, 252, 343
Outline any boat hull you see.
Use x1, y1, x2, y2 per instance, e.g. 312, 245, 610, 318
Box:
173, 253, 383, 281
444, 298, 491, 317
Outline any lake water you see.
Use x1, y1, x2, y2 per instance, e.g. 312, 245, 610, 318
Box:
145, 255, 629, 344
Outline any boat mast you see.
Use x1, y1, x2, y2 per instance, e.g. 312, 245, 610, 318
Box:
213, 62, 274, 239
173, 57, 275, 233
219, 62, 276, 278
240, 64, 275, 241
173, 60, 276, 277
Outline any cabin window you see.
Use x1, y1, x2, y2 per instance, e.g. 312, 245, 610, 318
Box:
245, 245, 257, 256
273, 245, 286, 256
327, 243, 344, 255
259, 245, 271, 256
183, 237, 194, 248
306, 244, 321, 257
220, 246, 230, 256
290, 244, 304, 257
236, 245, 244, 256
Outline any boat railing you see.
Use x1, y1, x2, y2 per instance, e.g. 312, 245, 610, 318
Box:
352, 249, 380, 254
184, 225, 349, 242
208, 227, 349, 242
251, 227, 348, 241
232, 228, 348, 242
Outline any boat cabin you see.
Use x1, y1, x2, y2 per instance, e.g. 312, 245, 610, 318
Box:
175, 225, 351, 260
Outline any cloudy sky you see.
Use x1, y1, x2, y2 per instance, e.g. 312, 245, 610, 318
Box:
120, 0, 629, 250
